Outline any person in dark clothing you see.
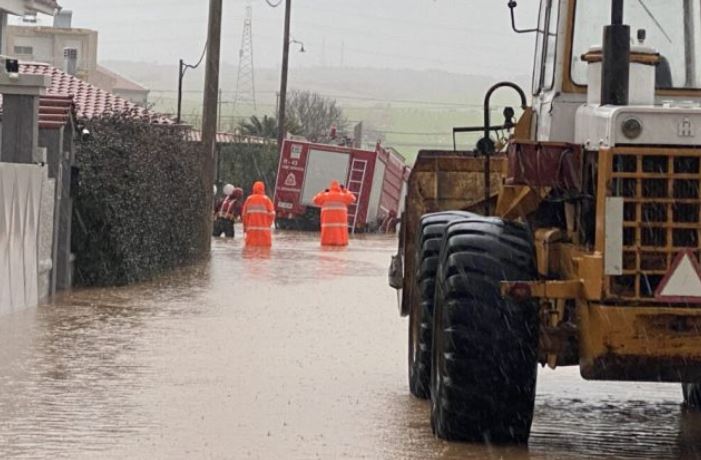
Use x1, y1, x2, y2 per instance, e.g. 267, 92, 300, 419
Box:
213, 184, 243, 238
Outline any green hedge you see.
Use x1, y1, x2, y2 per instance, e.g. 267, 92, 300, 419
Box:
216, 142, 279, 197
72, 113, 209, 286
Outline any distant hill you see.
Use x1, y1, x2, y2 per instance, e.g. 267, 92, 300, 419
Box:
102, 60, 530, 160
102, 60, 529, 106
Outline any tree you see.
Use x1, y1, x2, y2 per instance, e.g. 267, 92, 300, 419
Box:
238, 115, 277, 138
238, 114, 301, 139
286, 90, 347, 141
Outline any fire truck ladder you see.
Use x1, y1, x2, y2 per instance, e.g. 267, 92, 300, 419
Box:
346, 158, 367, 233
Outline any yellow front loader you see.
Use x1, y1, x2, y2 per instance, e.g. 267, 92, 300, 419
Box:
390, 0, 701, 443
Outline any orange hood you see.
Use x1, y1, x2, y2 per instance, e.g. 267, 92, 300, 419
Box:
252, 181, 265, 195
329, 180, 341, 192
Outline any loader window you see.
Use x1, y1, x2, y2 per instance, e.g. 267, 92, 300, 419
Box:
533, 0, 561, 95
532, 2, 548, 94
542, 1, 561, 90
571, 0, 701, 90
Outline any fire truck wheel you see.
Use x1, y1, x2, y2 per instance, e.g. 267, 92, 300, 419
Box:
683, 384, 701, 409
430, 216, 538, 443
409, 211, 474, 399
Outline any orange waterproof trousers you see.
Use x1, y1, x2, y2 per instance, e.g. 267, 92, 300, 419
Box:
243, 182, 275, 247
313, 185, 356, 246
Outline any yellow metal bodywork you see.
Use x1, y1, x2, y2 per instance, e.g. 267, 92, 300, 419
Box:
519, 145, 701, 380
578, 304, 701, 381
398, 107, 701, 382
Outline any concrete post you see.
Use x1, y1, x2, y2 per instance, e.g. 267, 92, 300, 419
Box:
0, 12, 7, 55
55, 123, 74, 291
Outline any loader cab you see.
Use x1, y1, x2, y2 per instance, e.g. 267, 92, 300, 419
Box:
530, 0, 701, 143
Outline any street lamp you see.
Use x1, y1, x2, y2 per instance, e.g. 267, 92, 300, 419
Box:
290, 39, 305, 53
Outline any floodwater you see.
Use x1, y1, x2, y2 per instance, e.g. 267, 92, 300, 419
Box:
0, 229, 700, 459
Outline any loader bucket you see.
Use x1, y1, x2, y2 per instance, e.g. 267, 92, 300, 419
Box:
396, 150, 506, 316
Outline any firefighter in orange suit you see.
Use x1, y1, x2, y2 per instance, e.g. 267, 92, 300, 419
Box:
242, 181, 275, 247
313, 180, 357, 246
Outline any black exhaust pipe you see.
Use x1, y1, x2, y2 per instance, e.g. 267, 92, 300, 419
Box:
601, 0, 630, 105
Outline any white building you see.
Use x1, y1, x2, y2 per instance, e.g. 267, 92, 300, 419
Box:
0, 0, 58, 49
3, 9, 150, 105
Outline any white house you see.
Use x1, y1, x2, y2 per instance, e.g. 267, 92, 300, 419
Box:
0, 0, 60, 315
0, 0, 60, 52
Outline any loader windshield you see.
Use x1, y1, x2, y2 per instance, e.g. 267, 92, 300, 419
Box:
571, 0, 701, 90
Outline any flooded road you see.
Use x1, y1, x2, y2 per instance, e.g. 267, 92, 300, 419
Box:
1, 229, 700, 459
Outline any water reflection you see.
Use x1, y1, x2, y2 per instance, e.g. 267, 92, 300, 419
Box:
0, 231, 699, 458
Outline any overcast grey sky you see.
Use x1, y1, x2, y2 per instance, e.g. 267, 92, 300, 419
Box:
21, 0, 539, 77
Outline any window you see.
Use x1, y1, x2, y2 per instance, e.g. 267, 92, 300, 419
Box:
532, 2, 548, 94
14, 46, 33, 56
571, 0, 701, 89
542, 1, 561, 90
532, 0, 561, 94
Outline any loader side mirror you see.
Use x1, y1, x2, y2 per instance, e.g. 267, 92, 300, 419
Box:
503, 106, 516, 130
508, 1, 538, 34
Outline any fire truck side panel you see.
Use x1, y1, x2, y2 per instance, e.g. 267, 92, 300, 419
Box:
367, 158, 386, 226
274, 140, 410, 229
378, 151, 407, 221
274, 141, 309, 216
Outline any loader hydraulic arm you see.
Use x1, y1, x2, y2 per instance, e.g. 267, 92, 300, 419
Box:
480, 82, 528, 214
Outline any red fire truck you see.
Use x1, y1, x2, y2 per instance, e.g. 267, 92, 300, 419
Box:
274, 140, 410, 231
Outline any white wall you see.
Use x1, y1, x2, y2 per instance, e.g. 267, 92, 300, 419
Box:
0, 163, 46, 316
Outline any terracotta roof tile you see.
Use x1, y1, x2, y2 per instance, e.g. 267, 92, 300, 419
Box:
17, 62, 173, 124
0, 93, 75, 129
38, 94, 74, 129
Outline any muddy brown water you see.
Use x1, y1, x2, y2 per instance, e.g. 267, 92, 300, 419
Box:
1, 229, 700, 459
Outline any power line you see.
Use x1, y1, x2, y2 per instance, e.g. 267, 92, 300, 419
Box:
177, 39, 208, 123
379, 130, 452, 136
182, 41, 208, 72
150, 88, 492, 109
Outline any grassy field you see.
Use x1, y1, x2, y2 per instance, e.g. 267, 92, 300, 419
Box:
122, 63, 530, 164
153, 95, 502, 163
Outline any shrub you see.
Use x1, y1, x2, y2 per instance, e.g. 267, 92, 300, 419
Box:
72, 112, 209, 286
216, 142, 279, 197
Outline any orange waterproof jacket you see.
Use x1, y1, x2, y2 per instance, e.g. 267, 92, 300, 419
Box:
313, 180, 356, 246
242, 181, 275, 247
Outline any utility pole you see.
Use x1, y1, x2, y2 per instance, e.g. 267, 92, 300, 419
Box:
177, 59, 184, 124
276, 0, 291, 150
201, 0, 223, 248
218, 88, 222, 131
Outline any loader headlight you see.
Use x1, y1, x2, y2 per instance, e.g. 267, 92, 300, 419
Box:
621, 118, 643, 140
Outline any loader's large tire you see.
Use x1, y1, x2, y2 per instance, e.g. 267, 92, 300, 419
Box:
408, 211, 474, 399
430, 217, 539, 443
683, 384, 701, 409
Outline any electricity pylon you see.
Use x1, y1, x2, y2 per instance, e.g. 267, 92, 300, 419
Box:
233, 5, 257, 116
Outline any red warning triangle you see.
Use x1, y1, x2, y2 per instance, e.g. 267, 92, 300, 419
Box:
284, 173, 297, 187
655, 250, 701, 303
